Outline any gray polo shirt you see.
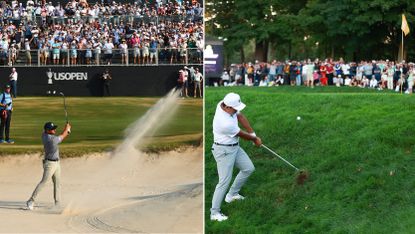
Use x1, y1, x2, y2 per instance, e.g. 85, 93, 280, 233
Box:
42, 132, 62, 161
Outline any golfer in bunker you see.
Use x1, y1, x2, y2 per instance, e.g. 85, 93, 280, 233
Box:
210, 92, 262, 222
26, 122, 71, 210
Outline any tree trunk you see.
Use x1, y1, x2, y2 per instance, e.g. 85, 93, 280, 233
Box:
240, 46, 245, 63
255, 40, 269, 62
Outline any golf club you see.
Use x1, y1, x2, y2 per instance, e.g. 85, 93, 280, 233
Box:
59, 92, 70, 134
261, 144, 309, 185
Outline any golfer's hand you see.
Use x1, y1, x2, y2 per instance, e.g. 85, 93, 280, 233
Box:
253, 137, 262, 146
66, 123, 71, 133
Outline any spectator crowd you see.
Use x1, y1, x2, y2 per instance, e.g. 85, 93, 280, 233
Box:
0, 0, 203, 66
220, 59, 415, 94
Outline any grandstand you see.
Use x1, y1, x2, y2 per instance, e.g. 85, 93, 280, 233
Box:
0, 0, 203, 66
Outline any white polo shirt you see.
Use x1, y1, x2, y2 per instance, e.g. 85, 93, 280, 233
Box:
213, 101, 240, 145
10, 72, 17, 81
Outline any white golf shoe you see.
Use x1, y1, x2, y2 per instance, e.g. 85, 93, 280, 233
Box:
26, 200, 34, 210
210, 213, 228, 222
225, 193, 245, 203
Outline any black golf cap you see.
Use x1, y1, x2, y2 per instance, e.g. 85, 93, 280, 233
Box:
4, 84, 10, 88
44, 122, 58, 131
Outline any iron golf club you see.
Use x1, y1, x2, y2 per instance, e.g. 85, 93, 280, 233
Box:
261, 144, 309, 184
59, 92, 70, 134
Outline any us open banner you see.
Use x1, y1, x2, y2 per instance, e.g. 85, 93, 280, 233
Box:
0, 66, 202, 96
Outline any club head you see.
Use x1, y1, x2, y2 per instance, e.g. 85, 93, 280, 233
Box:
296, 170, 309, 185
59, 92, 64, 96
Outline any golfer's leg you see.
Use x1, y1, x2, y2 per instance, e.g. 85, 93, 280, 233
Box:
228, 147, 255, 196
29, 161, 55, 202
52, 162, 61, 204
210, 146, 236, 215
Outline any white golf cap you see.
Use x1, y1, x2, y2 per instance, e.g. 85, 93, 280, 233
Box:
223, 93, 246, 111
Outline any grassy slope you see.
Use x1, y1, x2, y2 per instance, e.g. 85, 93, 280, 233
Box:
205, 86, 415, 233
2, 97, 202, 156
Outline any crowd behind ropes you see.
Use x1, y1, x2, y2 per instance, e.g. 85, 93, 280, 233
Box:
0, 0, 203, 66
220, 59, 415, 94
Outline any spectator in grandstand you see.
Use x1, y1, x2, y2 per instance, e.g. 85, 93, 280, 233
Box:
24, 38, 32, 65
131, 32, 141, 64
85, 41, 93, 65
103, 38, 114, 65
70, 41, 77, 65
119, 39, 128, 65
61, 40, 68, 65
149, 37, 158, 64
170, 36, 178, 64
179, 38, 188, 64
0, 0, 203, 66
142, 39, 150, 64
52, 38, 61, 65
93, 39, 102, 65
9, 42, 17, 66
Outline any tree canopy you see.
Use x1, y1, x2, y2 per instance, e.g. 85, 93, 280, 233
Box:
206, 0, 415, 64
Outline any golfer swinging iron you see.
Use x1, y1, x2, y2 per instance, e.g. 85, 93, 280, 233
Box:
26, 122, 71, 210
210, 92, 262, 222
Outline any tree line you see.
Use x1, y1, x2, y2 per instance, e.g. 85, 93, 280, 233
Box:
206, 0, 415, 63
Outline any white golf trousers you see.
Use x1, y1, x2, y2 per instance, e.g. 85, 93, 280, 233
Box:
210, 144, 255, 215
29, 160, 61, 204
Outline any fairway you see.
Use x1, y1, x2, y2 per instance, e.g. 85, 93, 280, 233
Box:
205, 86, 415, 233
2, 96, 202, 156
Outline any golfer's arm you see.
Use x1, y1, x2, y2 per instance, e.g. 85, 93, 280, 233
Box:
237, 130, 257, 141
59, 125, 71, 141
237, 113, 254, 133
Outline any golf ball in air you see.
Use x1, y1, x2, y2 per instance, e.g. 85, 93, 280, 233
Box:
53, 91, 56, 94
297, 116, 301, 120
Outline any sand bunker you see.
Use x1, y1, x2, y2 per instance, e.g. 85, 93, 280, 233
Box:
0, 148, 202, 233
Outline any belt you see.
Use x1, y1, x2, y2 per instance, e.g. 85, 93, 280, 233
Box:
214, 142, 239, 147
45, 158, 59, 162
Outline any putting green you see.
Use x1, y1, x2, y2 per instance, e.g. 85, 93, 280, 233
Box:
0, 97, 202, 157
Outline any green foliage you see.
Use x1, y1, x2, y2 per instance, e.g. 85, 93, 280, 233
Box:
207, 0, 415, 62
205, 87, 415, 233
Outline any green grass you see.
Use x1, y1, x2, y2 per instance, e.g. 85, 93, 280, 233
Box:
1, 97, 202, 157
205, 86, 415, 233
